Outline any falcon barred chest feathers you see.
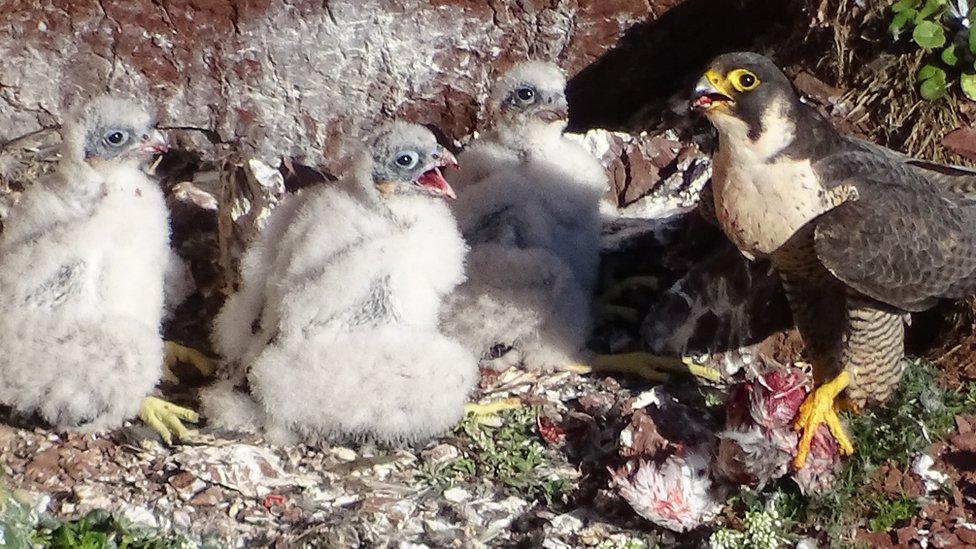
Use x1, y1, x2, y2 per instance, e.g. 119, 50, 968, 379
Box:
692, 52, 976, 469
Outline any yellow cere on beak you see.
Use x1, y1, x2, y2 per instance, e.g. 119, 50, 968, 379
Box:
691, 69, 735, 112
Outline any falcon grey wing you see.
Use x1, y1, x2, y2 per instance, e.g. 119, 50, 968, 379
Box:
813, 152, 976, 312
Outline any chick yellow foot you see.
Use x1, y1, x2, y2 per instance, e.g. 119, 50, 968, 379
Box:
464, 397, 522, 417
598, 276, 659, 302
594, 303, 643, 325
573, 352, 721, 383
792, 371, 855, 469
163, 341, 217, 383
139, 396, 199, 445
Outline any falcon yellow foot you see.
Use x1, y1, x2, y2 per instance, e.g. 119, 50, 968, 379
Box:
139, 396, 199, 445
574, 352, 721, 383
595, 303, 643, 325
792, 371, 855, 469
464, 397, 522, 417
599, 276, 659, 302
594, 275, 659, 325
163, 341, 217, 383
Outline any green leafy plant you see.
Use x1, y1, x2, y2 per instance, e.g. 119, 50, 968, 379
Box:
867, 495, 919, 532
417, 406, 573, 505
890, 0, 976, 100
0, 485, 193, 549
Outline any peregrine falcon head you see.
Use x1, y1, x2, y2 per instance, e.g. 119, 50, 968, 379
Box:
690, 52, 800, 147
61, 95, 167, 167
490, 61, 569, 129
367, 122, 458, 200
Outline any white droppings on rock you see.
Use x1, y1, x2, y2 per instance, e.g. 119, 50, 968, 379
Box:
443, 487, 471, 503
172, 444, 314, 499
912, 453, 949, 494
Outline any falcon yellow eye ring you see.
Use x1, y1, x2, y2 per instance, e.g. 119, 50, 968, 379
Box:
729, 69, 760, 92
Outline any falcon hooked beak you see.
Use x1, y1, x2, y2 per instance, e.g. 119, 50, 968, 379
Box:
415, 149, 459, 199
691, 70, 736, 113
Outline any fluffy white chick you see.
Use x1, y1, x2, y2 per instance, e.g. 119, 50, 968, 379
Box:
0, 96, 196, 441
442, 61, 607, 371
204, 122, 477, 444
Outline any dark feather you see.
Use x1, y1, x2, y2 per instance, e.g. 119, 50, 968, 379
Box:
812, 152, 976, 312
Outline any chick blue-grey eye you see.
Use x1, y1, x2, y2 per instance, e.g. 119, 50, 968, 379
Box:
395, 151, 419, 169
104, 130, 128, 147
515, 87, 535, 102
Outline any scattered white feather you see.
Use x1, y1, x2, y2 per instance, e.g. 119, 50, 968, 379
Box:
610, 449, 723, 533
912, 453, 949, 494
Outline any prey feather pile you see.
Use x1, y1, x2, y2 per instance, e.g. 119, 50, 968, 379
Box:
716, 364, 841, 494
610, 387, 725, 533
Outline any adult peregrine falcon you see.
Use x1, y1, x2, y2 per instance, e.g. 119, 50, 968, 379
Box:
691, 52, 976, 468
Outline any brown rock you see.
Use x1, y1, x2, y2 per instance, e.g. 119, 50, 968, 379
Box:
793, 72, 844, 105
956, 415, 974, 435
950, 432, 976, 453
63, 449, 102, 481
168, 472, 198, 490
858, 530, 895, 548
943, 128, 976, 162
956, 527, 976, 545
931, 531, 962, 547
189, 485, 224, 507
0, 0, 658, 172
895, 526, 918, 546
25, 447, 61, 484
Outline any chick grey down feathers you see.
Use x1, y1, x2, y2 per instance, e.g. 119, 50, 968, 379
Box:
203, 122, 477, 444
0, 96, 169, 431
442, 61, 607, 371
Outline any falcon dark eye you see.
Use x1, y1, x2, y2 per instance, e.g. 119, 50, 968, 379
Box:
515, 87, 535, 102
394, 150, 419, 169
730, 69, 760, 92
104, 130, 128, 147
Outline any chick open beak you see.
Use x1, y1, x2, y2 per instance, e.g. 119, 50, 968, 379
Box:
691, 69, 734, 112
139, 129, 169, 155
415, 149, 458, 200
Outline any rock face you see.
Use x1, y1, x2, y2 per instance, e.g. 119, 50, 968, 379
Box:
1, 0, 665, 172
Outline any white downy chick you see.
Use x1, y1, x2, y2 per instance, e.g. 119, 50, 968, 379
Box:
204, 122, 477, 444
442, 61, 608, 371
0, 96, 171, 431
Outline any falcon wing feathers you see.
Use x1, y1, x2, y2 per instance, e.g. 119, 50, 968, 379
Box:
812, 151, 976, 312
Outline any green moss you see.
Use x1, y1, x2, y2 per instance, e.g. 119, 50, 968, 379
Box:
867, 495, 919, 532
417, 406, 573, 505
0, 485, 193, 549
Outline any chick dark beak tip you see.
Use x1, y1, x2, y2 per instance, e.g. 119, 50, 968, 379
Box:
538, 106, 569, 123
